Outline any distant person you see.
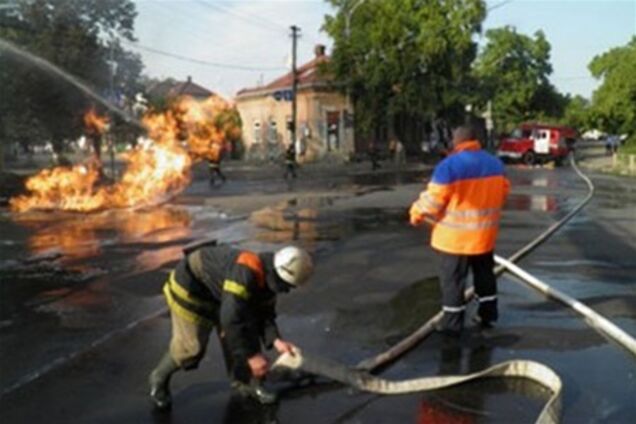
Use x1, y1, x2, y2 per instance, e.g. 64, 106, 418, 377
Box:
388, 139, 397, 160
368, 141, 381, 171
149, 243, 314, 409
394, 139, 406, 165
610, 135, 620, 154
283, 144, 298, 180
208, 143, 226, 186
409, 125, 510, 335
605, 136, 613, 156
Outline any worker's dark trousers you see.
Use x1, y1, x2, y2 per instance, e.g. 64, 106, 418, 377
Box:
284, 163, 297, 179
437, 250, 498, 333
371, 157, 380, 170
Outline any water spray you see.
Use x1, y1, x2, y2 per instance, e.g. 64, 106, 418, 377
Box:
0, 38, 143, 129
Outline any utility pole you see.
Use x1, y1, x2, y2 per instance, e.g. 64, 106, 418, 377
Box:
108, 40, 116, 179
485, 100, 494, 150
290, 25, 300, 150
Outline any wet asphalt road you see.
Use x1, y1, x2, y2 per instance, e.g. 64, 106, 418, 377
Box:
0, 161, 634, 423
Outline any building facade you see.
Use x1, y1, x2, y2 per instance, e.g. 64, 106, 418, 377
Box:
235, 46, 353, 162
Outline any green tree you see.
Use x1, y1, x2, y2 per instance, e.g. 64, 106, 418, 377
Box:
323, 0, 486, 147
588, 37, 636, 143
474, 26, 563, 132
0, 0, 142, 166
562, 95, 591, 131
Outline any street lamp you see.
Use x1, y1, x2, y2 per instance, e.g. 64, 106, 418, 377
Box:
343, 0, 367, 155
345, 0, 366, 37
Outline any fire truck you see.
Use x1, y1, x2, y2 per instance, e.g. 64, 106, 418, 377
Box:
497, 123, 577, 166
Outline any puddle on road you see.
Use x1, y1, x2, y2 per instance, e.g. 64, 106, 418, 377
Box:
0, 204, 222, 331
414, 378, 547, 424
504, 193, 560, 212
330, 277, 441, 347
351, 169, 429, 186
593, 184, 636, 209
0, 256, 104, 322
534, 259, 621, 269
9, 206, 193, 260
249, 198, 408, 248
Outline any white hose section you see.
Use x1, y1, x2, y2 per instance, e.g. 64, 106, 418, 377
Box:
494, 255, 636, 357
274, 349, 562, 424
278, 157, 613, 424
356, 156, 595, 374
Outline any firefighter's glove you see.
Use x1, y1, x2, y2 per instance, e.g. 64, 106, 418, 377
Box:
274, 338, 297, 357
409, 204, 425, 226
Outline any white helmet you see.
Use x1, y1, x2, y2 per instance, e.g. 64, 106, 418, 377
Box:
274, 246, 314, 287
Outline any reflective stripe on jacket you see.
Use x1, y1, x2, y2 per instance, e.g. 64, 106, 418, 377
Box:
411, 140, 510, 254
163, 246, 280, 361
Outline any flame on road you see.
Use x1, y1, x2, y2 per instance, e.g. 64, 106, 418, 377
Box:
16, 207, 192, 259
10, 96, 238, 212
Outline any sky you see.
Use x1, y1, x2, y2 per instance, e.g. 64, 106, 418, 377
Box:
131, 0, 636, 99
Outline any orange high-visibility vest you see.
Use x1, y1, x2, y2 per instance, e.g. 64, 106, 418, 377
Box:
411, 140, 510, 255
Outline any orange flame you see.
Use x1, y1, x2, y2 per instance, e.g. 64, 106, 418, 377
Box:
10, 96, 240, 213
174, 96, 241, 161
17, 207, 192, 259
83, 108, 109, 135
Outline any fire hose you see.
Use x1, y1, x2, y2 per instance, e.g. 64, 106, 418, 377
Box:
4, 156, 634, 423
272, 156, 636, 424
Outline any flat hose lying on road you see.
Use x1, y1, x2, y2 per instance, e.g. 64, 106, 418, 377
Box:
274, 349, 562, 424
357, 156, 596, 373
4, 156, 622, 424
274, 156, 620, 424
494, 255, 636, 356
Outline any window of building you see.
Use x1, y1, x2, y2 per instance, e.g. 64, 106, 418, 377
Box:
253, 120, 261, 143
268, 119, 278, 143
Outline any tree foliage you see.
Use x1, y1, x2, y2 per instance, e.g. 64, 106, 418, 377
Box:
323, 0, 486, 143
0, 0, 142, 160
588, 36, 636, 139
562, 95, 591, 131
473, 26, 565, 132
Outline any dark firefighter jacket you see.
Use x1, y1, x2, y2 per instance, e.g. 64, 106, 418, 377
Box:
285, 148, 296, 164
163, 245, 286, 362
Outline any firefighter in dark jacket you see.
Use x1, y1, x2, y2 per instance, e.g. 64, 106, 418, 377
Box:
149, 243, 314, 409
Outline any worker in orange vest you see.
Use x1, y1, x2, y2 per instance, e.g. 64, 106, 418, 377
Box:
409, 125, 510, 335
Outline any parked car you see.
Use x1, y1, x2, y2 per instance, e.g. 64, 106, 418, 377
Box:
497, 123, 577, 166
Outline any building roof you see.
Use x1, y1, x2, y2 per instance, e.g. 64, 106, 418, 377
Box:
237, 46, 333, 98
148, 76, 216, 99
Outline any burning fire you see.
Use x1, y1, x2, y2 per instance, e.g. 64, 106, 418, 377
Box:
10, 96, 239, 213
173, 96, 241, 161
83, 108, 109, 135
17, 207, 192, 259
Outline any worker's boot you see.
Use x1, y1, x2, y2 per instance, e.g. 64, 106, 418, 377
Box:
231, 379, 278, 405
149, 352, 180, 410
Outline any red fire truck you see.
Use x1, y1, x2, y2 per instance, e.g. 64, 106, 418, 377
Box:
497, 123, 577, 166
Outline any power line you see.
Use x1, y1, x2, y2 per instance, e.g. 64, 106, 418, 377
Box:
123, 40, 286, 72
215, 1, 290, 32
196, 1, 286, 34
488, 0, 514, 12
196, 1, 323, 49
143, 1, 270, 64
552, 75, 595, 81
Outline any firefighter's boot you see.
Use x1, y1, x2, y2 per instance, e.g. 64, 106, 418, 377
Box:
231, 379, 278, 405
149, 352, 179, 410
